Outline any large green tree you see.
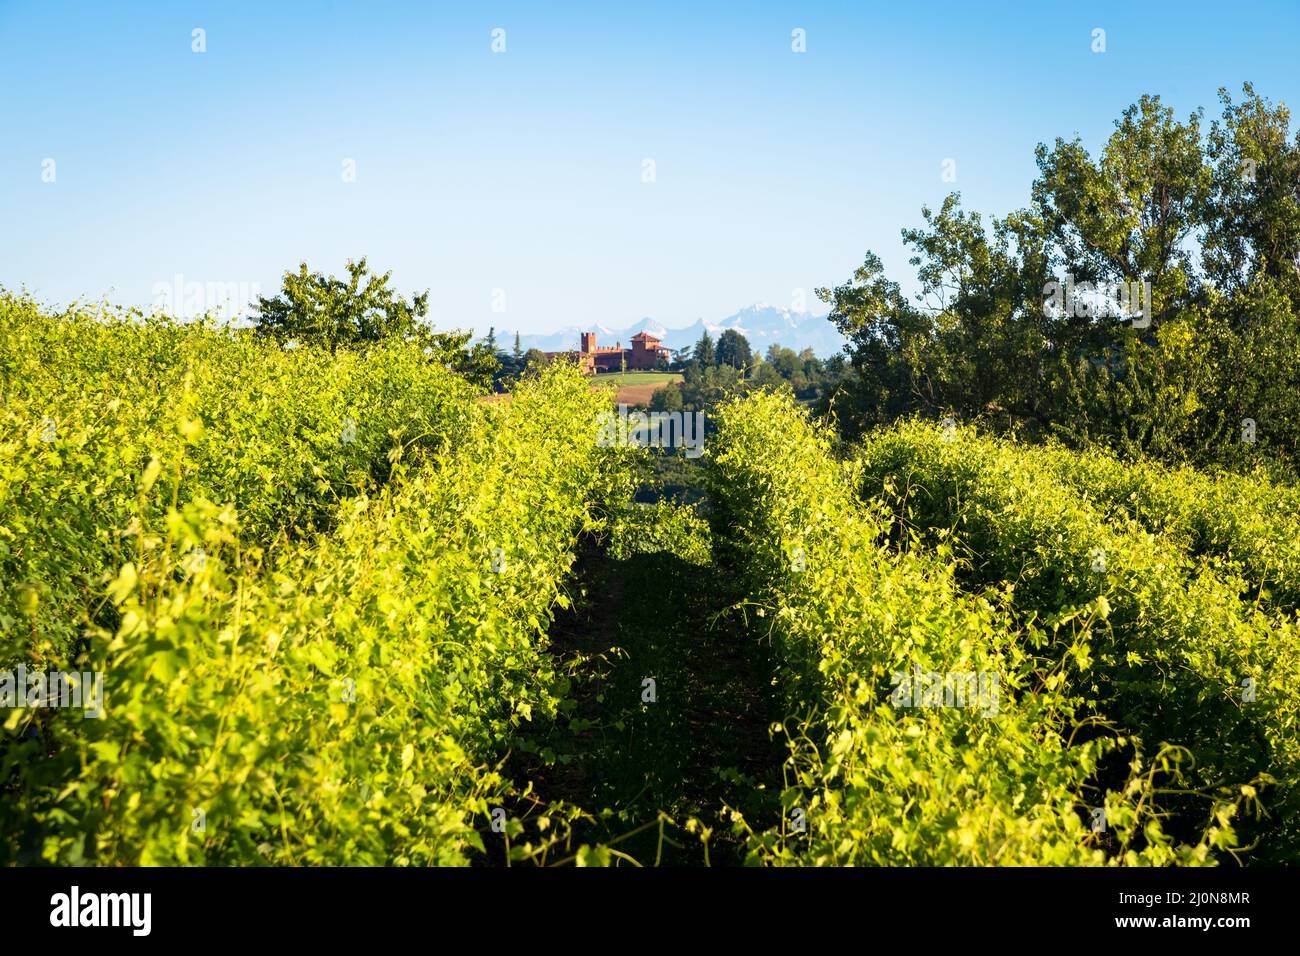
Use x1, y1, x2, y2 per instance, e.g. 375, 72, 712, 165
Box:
691, 330, 716, 368
253, 258, 497, 389
820, 85, 1300, 469
1033, 95, 1211, 329
1203, 84, 1300, 299
715, 329, 753, 371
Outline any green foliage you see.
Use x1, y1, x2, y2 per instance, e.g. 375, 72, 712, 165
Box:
671, 363, 746, 411
651, 348, 850, 416
761, 345, 843, 401
2, 364, 632, 865
9, 279, 1294, 867
1026, 438, 1300, 615
715, 329, 753, 371
858, 419, 1300, 858
522, 348, 547, 372
1204, 83, 1300, 296
251, 258, 498, 389
0, 293, 476, 667
648, 380, 685, 412
820, 85, 1300, 469
1033, 94, 1210, 319
607, 501, 711, 566
710, 390, 1244, 865
691, 330, 716, 368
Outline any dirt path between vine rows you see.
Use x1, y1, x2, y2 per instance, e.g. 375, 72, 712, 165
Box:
505, 466, 784, 865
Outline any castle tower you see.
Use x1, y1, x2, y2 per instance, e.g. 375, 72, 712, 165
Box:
580, 331, 596, 353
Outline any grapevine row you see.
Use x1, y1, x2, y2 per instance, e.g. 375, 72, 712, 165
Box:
709, 391, 1233, 865
1028, 441, 1300, 615
858, 420, 1300, 859
0, 294, 475, 666
3, 362, 629, 864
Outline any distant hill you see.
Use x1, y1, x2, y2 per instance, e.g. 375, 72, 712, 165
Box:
513, 304, 846, 359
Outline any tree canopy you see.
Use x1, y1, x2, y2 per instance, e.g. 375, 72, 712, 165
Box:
716, 329, 754, 370
252, 258, 498, 389
819, 84, 1300, 473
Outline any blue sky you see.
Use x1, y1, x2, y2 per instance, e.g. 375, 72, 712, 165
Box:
2, 0, 1296, 337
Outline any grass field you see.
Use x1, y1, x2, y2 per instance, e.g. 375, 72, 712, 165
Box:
595, 371, 683, 406
594, 371, 682, 385
477, 370, 682, 407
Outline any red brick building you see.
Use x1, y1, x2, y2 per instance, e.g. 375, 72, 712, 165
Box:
545, 331, 670, 374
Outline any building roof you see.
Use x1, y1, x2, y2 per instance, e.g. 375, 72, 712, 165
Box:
630, 331, 661, 343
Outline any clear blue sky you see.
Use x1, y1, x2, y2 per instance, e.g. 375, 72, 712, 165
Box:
2, 0, 1296, 336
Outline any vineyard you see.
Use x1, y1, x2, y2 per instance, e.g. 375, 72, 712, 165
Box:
2, 293, 1297, 866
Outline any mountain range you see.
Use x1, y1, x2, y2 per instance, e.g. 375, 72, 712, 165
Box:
507, 304, 847, 359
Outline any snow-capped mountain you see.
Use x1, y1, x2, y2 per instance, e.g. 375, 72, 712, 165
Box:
514, 304, 845, 358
